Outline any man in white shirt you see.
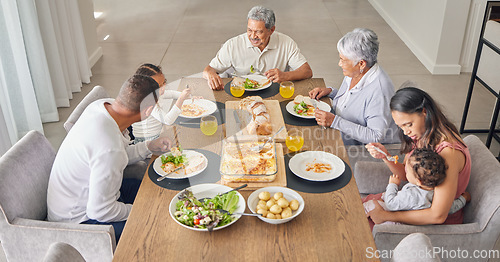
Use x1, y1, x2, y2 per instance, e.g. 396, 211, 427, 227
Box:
47, 75, 172, 242
203, 6, 313, 90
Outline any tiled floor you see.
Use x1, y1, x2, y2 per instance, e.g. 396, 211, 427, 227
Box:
0, 1, 496, 261
42, 0, 500, 156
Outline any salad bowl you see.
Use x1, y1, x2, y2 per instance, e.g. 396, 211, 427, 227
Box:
169, 183, 246, 231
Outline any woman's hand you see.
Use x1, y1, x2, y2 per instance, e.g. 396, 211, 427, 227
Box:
365, 143, 388, 160
367, 201, 390, 224
309, 87, 331, 100
314, 109, 335, 128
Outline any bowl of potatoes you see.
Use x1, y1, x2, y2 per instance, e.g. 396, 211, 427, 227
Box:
247, 186, 304, 224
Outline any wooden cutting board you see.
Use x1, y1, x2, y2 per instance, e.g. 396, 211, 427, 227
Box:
225, 100, 287, 142
220, 143, 287, 190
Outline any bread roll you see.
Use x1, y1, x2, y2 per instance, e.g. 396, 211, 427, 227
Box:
239, 96, 272, 135
294, 95, 304, 104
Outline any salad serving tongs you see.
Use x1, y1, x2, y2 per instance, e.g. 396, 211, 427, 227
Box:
217, 209, 262, 217
372, 146, 398, 163
251, 126, 285, 152
198, 184, 247, 202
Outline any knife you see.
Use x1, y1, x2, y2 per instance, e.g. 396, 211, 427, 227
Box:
233, 110, 243, 132
157, 166, 184, 181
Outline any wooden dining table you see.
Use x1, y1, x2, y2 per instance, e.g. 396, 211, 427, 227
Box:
112, 78, 378, 262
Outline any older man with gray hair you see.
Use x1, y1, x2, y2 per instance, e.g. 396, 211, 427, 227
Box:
203, 6, 313, 90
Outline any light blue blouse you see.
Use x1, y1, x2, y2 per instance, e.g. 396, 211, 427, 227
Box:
327, 64, 400, 145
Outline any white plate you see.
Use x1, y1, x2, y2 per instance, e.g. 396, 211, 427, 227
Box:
153, 150, 208, 180
179, 99, 217, 119
248, 187, 304, 224
288, 151, 345, 181
286, 100, 331, 119
169, 183, 246, 231
235, 75, 272, 91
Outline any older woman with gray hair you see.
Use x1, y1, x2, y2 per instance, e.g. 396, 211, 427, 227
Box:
309, 28, 399, 145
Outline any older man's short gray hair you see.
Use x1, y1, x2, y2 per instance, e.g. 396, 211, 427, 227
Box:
247, 6, 275, 29
337, 28, 379, 67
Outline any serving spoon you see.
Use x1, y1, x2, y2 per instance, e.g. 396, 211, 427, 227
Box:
252, 126, 285, 152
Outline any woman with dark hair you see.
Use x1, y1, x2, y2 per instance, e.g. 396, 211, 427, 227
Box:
364, 87, 471, 227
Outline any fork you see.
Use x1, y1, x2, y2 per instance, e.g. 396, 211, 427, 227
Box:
252, 126, 285, 152
311, 100, 327, 130
185, 85, 194, 104
372, 146, 398, 162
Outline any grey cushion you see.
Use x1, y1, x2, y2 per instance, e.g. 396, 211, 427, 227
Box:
43, 242, 86, 262
0, 131, 115, 262
0, 130, 54, 221
64, 85, 110, 132
392, 233, 440, 262
354, 161, 392, 194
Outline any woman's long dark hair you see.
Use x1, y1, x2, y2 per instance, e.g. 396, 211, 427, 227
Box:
390, 87, 465, 153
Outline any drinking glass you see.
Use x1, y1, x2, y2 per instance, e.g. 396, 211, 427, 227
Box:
280, 81, 294, 99
285, 129, 304, 152
230, 82, 245, 97
200, 115, 218, 136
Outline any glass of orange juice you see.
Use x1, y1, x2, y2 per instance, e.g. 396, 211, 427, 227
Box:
200, 115, 218, 136
230, 82, 245, 97
280, 81, 294, 99
286, 129, 304, 152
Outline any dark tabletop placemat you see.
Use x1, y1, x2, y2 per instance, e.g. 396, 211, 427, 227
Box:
148, 149, 221, 191
279, 100, 319, 126
174, 101, 225, 128
284, 153, 352, 194
224, 80, 280, 99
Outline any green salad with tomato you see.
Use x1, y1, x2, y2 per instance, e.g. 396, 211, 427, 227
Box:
293, 101, 310, 116
243, 78, 259, 89
173, 189, 239, 230
160, 147, 187, 167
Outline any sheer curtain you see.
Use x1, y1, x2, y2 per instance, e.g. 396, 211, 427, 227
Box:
0, 0, 91, 152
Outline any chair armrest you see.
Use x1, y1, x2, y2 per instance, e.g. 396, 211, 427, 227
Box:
373, 222, 481, 236
3, 218, 115, 262
372, 223, 481, 252
354, 161, 391, 194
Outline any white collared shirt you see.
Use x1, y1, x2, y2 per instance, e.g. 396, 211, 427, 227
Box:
335, 64, 380, 115
209, 32, 307, 75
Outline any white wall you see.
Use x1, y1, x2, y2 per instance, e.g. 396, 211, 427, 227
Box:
460, 0, 489, 72
369, 0, 470, 75
77, 0, 102, 68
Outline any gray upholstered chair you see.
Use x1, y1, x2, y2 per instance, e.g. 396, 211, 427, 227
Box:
64, 85, 110, 132
43, 242, 86, 262
64, 85, 148, 180
0, 131, 115, 262
392, 233, 440, 262
355, 135, 500, 262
